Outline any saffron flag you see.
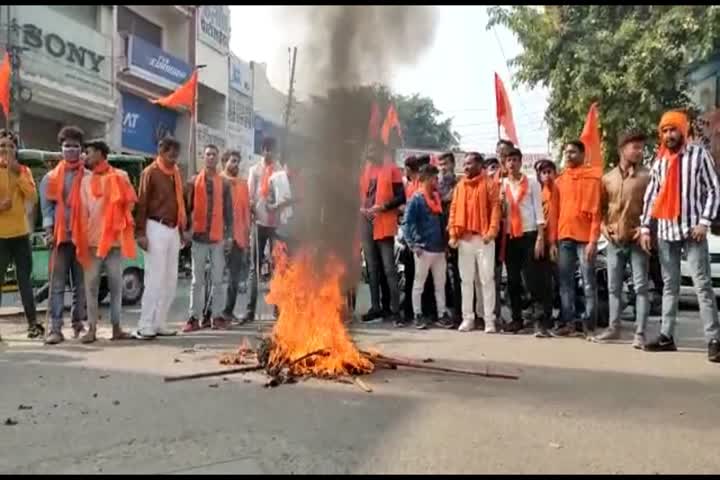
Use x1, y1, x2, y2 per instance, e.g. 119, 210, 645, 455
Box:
494, 72, 519, 146
580, 102, 603, 169
381, 103, 403, 147
152, 69, 198, 114
0, 52, 11, 120
368, 101, 382, 141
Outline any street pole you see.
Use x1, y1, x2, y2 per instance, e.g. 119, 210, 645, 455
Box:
282, 46, 297, 163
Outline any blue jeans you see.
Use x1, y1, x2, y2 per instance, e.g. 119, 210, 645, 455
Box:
49, 242, 87, 332
658, 238, 720, 342
606, 242, 649, 334
558, 239, 597, 329
84, 248, 123, 327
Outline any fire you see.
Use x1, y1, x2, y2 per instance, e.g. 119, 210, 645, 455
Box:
265, 244, 374, 378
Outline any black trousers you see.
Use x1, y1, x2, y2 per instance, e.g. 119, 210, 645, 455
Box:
224, 243, 248, 316
246, 224, 276, 315
505, 231, 553, 327
0, 235, 37, 326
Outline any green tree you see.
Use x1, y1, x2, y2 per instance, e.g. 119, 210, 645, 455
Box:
487, 6, 720, 166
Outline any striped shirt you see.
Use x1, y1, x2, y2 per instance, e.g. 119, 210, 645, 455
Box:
640, 144, 720, 241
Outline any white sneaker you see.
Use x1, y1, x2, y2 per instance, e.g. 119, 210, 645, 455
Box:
131, 329, 156, 340
458, 319, 475, 332
484, 323, 498, 334
155, 327, 177, 337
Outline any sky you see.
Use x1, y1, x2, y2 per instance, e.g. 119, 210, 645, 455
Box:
229, 6, 550, 153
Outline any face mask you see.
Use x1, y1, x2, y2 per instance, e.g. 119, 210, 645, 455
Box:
62, 146, 81, 162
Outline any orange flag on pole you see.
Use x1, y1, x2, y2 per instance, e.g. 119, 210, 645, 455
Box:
0, 52, 11, 121
381, 103, 403, 147
368, 101, 382, 141
494, 72, 519, 146
152, 69, 198, 114
580, 102, 603, 169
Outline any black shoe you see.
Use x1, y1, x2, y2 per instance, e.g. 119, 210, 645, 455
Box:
504, 320, 523, 334
27, 323, 45, 339
435, 313, 455, 330
551, 324, 574, 337
709, 339, 720, 363
644, 334, 677, 352
361, 309, 384, 324
413, 314, 428, 330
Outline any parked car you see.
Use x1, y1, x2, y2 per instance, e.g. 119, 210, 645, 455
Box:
680, 232, 720, 303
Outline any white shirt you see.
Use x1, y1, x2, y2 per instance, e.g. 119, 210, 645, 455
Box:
502, 175, 545, 234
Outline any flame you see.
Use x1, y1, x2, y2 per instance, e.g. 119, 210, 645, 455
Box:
265, 243, 374, 377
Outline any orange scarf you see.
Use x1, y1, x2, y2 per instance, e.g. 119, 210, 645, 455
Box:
422, 188, 442, 214
151, 157, 187, 230
449, 175, 491, 239
91, 162, 138, 260
192, 168, 224, 242
505, 175, 529, 238
541, 182, 560, 244
359, 161, 399, 240
45, 159, 90, 266
651, 111, 689, 220
652, 151, 681, 220
259, 161, 274, 199
405, 178, 421, 200
222, 172, 250, 248
564, 165, 601, 219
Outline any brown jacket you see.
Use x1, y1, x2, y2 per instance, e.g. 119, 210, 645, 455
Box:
601, 164, 650, 244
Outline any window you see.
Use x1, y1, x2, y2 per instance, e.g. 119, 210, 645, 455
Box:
228, 92, 253, 130
51, 5, 99, 30
118, 6, 162, 48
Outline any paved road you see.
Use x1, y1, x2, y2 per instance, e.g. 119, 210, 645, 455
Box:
1, 280, 719, 474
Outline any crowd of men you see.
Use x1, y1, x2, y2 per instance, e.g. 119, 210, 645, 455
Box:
0, 109, 719, 363
359, 110, 720, 363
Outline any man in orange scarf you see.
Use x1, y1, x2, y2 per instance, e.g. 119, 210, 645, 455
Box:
78, 141, 137, 343
220, 150, 250, 324
183, 145, 233, 333
640, 111, 720, 362
134, 136, 187, 339
40, 126, 90, 345
0, 128, 43, 341
535, 158, 561, 323
401, 164, 452, 330
502, 147, 553, 336
359, 141, 405, 325
553, 140, 602, 339
448, 152, 502, 332
244, 137, 280, 323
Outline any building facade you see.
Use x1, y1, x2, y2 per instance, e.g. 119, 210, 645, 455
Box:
1, 5, 115, 149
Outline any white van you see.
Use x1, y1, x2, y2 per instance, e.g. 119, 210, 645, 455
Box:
680, 233, 720, 298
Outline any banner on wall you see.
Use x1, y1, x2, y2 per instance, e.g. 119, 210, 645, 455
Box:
121, 92, 177, 154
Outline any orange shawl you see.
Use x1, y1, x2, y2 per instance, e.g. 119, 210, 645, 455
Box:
91, 161, 138, 260
222, 172, 250, 248
359, 161, 400, 240
259, 161, 274, 199
422, 189, 442, 214
151, 157, 187, 231
652, 111, 689, 220
192, 169, 224, 242
448, 175, 500, 241
505, 175, 529, 238
45, 160, 89, 266
541, 182, 560, 244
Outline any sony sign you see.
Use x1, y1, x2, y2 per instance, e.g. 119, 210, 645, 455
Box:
12, 6, 112, 97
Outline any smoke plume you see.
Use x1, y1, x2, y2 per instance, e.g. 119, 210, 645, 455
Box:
279, 6, 438, 286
